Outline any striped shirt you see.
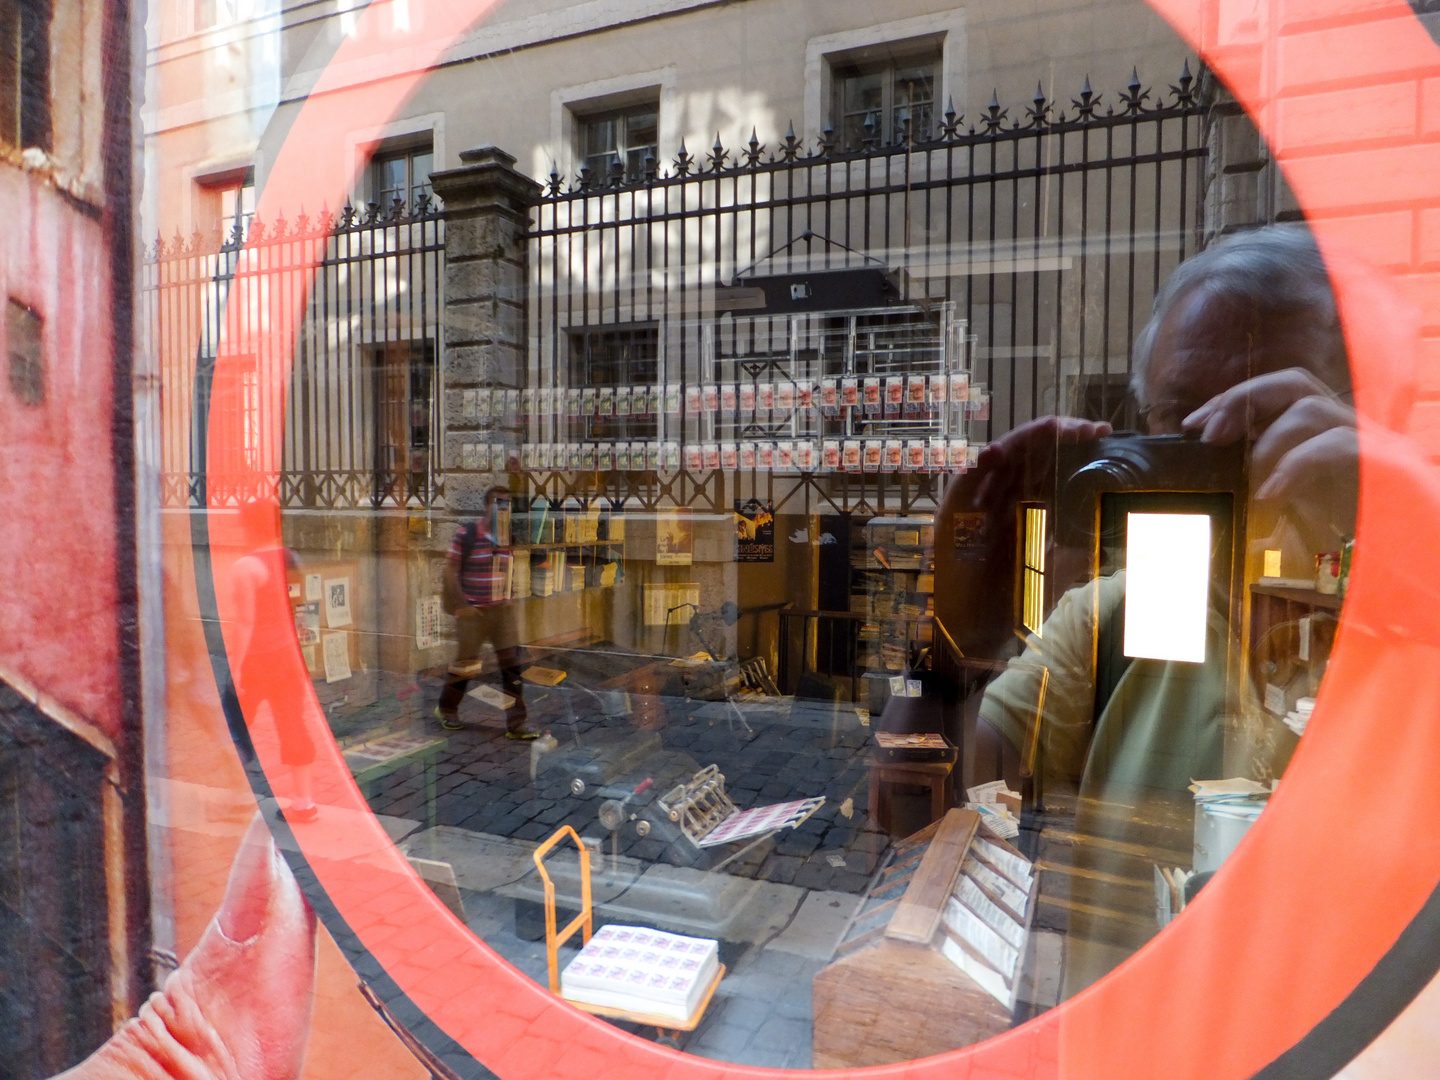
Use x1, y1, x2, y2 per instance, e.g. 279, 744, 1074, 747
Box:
450, 517, 509, 607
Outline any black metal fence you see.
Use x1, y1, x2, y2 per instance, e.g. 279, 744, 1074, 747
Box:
530, 64, 1209, 515
147, 66, 1208, 516
146, 202, 445, 509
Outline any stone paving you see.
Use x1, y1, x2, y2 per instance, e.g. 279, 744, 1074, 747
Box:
308, 662, 1018, 1069
331, 669, 894, 893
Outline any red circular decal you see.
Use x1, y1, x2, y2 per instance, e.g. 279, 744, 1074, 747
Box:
203, 2, 1440, 1077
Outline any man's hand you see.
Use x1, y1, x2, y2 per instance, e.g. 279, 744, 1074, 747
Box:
58, 814, 316, 1080
971, 415, 1113, 517
1183, 367, 1358, 540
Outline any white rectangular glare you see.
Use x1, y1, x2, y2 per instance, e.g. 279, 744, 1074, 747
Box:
1123, 512, 1211, 664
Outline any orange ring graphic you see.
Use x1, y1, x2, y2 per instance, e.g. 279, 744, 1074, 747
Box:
199, 1, 1440, 1077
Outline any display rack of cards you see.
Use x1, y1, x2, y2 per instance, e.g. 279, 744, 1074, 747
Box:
812, 808, 1037, 1068
511, 303, 986, 489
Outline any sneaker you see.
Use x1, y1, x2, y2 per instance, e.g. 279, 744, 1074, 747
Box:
435, 707, 464, 731
505, 727, 540, 740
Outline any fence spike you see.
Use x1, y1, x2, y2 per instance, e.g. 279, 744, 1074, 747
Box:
708, 132, 728, 172
673, 139, 693, 176
781, 121, 801, 161
745, 127, 765, 167
1073, 76, 1101, 120
1028, 82, 1050, 127
983, 90, 1008, 134
1171, 58, 1196, 106
1121, 67, 1150, 114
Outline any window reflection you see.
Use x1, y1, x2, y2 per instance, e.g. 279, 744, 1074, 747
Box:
136, 0, 1370, 1071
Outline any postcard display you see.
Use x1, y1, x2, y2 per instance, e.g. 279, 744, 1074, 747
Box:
812, 808, 1037, 1068
513, 304, 983, 486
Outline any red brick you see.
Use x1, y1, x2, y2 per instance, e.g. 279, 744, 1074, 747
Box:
1278, 17, 1440, 93
1419, 208, 1440, 266
1419, 77, 1440, 135
1277, 0, 1413, 33
1391, 272, 1440, 331
1284, 143, 1440, 213
1314, 210, 1415, 268
1277, 81, 1416, 150
1417, 337, 1440, 395
1406, 398, 1440, 452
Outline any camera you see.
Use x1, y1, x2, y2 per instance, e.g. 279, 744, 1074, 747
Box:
1055, 432, 1248, 548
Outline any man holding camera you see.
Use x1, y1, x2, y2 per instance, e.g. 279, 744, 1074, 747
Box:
945, 225, 1359, 797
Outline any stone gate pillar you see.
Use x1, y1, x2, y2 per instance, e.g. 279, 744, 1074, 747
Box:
429, 146, 540, 513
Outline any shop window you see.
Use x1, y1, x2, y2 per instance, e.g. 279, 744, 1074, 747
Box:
372, 339, 436, 502
7, 299, 43, 406
0, 0, 50, 152
831, 45, 938, 146
0, 683, 111, 1078
577, 102, 658, 183
371, 141, 434, 214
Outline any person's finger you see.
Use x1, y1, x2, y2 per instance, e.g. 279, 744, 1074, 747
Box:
1184, 367, 1335, 444
1253, 425, 1360, 542
1250, 395, 1357, 488
56, 814, 317, 1080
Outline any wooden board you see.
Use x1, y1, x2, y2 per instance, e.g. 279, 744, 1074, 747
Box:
884, 808, 979, 944
812, 939, 1010, 1068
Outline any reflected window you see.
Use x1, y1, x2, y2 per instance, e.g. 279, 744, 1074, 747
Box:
371, 142, 434, 214
832, 47, 938, 146
578, 103, 658, 183
0, 0, 49, 152
372, 339, 436, 504
197, 168, 254, 244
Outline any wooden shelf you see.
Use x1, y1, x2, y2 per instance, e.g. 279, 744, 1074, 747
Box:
1250, 582, 1344, 611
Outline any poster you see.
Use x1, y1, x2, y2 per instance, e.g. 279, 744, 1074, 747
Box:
416, 595, 444, 650
734, 499, 775, 563
324, 576, 353, 628
294, 601, 320, 645
305, 572, 322, 601
322, 631, 352, 683
953, 512, 989, 562
656, 507, 694, 566
643, 582, 701, 626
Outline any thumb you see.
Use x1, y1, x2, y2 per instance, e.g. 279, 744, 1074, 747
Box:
56, 813, 317, 1080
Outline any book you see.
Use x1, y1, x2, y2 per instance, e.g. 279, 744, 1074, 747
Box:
875, 732, 948, 749
560, 925, 720, 1022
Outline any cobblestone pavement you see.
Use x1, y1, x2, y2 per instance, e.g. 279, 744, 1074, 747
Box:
331, 669, 895, 892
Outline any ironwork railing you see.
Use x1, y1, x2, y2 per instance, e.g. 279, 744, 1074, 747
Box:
145, 198, 445, 510
529, 65, 1209, 515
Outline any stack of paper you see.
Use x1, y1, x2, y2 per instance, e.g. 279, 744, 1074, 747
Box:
937, 834, 1035, 1007
1189, 777, 1269, 822
560, 925, 720, 1021
965, 781, 1022, 840
1283, 697, 1315, 736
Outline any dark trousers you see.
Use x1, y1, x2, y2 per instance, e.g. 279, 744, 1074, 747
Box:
438, 604, 527, 730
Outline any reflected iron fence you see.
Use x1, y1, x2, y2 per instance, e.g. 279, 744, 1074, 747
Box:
530, 64, 1209, 516
145, 65, 1207, 514
144, 202, 445, 509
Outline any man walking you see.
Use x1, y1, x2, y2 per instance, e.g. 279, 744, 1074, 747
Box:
436, 486, 536, 738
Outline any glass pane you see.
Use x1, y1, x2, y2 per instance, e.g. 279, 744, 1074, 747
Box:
410, 149, 433, 205
583, 116, 617, 159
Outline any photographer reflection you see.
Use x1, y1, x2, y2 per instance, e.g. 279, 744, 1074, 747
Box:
946, 224, 1357, 810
